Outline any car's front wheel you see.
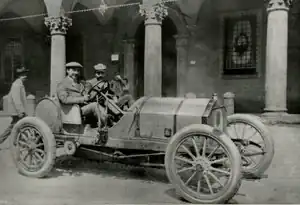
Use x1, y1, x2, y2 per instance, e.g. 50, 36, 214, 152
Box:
165, 124, 242, 204
10, 117, 56, 178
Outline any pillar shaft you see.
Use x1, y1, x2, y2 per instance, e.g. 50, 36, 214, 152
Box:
139, 0, 168, 97
264, 0, 292, 113
123, 39, 135, 98
45, 16, 72, 97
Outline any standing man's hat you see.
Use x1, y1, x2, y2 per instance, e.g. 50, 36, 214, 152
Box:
66, 62, 83, 69
16, 66, 29, 74
94, 63, 107, 72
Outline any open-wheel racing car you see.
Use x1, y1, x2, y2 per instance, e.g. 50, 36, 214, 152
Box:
9, 87, 274, 204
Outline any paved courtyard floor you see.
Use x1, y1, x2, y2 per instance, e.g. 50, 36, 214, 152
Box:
0, 117, 300, 204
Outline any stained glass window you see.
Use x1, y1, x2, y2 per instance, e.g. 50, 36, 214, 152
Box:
222, 13, 258, 75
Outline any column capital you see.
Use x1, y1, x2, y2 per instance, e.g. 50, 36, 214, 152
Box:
139, 0, 168, 25
265, 0, 293, 12
45, 16, 72, 35
174, 34, 189, 47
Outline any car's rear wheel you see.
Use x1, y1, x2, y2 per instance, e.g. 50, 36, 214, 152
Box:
10, 117, 56, 178
165, 124, 242, 204
226, 114, 274, 176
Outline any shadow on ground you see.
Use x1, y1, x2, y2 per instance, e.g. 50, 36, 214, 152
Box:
50, 155, 169, 184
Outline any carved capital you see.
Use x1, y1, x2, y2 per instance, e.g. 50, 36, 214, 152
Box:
45, 16, 72, 35
265, 0, 293, 12
139, 0, 168, 24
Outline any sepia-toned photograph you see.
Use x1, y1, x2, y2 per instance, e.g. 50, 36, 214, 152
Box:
0, 0, 298, 204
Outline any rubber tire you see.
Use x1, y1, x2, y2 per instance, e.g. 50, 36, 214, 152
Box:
165, 124, 242, 204
227, 113, 274, 176
10, 116, 56, 178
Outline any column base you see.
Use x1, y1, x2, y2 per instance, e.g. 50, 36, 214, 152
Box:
262, 108, 288, 117
262, 111, 287, 117
263, 106, 287, 114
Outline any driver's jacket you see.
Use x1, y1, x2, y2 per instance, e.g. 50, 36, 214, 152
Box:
56, 77, 86, 105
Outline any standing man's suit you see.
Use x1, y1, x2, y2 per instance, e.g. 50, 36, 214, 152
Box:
0, 67, 29, 144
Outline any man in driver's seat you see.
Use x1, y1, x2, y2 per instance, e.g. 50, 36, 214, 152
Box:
56, 62, 107, 131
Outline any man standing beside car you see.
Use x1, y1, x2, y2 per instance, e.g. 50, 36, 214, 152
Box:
0, 66, 29, 144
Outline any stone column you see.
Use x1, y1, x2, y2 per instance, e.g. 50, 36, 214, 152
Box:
123, 39, 136, 98
45, 16, 72, 97
139, 0, 168, 96
264, 0, 292, 115
174, 34, 189, 97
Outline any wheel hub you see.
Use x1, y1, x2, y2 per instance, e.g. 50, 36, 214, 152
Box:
194, 157, 210, 171
28, 141, 36, 150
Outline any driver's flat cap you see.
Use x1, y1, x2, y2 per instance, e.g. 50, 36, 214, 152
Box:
66, 62, 83, 68
94, 63, 107, 71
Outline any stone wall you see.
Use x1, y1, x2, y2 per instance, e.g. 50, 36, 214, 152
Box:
179, 0, 300, 113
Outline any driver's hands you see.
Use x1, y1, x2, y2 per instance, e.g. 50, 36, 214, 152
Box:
83, 94, 90, 102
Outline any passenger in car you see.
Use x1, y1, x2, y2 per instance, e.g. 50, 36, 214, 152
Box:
110, 74, 134, 110
56, 62, 107, 131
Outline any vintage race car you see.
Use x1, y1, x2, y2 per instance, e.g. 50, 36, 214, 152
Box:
9, 89, 274, 204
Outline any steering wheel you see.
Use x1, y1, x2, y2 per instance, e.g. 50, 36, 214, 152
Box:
83, 81, 111, 100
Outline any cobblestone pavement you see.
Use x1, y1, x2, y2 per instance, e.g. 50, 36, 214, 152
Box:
0, 117, 300, 204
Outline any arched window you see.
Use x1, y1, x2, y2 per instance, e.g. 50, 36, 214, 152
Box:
1, 37, 24, 84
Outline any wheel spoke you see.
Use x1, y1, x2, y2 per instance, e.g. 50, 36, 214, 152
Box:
207, 171, 224, 187
233, 124, 239, 139
177, 166, 195, 174
210, 167, 231, 176
34, 151, 44, 162
175, 156, 194, 164
32, 143, 44, 149
197, 174, 202, 193
192, 137, 200, 158
241, 124, 246, 139
34, 135, 41, 144
241, 156, 252, 166
181, 145, 196, 160
242, 155, 256, 166
35, 148, 46, 156
19, 147, 28, 153
27, 153, 33, 166
20, 133, 29, 141
203, 174, 214, 194
18, 140, 30, 148
22, 151, 30, 162
25, 130, 33, 140
245, 129, 257, 140
207, 144, 220, 159
210, 157, 229, 165
185, 171, 197, 185
243, 151, 265, 157
202, 137, 207, 157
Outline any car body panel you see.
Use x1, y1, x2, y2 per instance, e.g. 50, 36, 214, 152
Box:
34, 95, 226, 152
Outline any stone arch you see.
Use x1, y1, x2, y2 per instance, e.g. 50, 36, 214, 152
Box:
67, 0, 115, 25
126, 6, 188, 38
0, 0, 48, 33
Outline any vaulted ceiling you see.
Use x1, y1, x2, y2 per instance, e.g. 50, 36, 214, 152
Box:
0, 0, 207, 30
